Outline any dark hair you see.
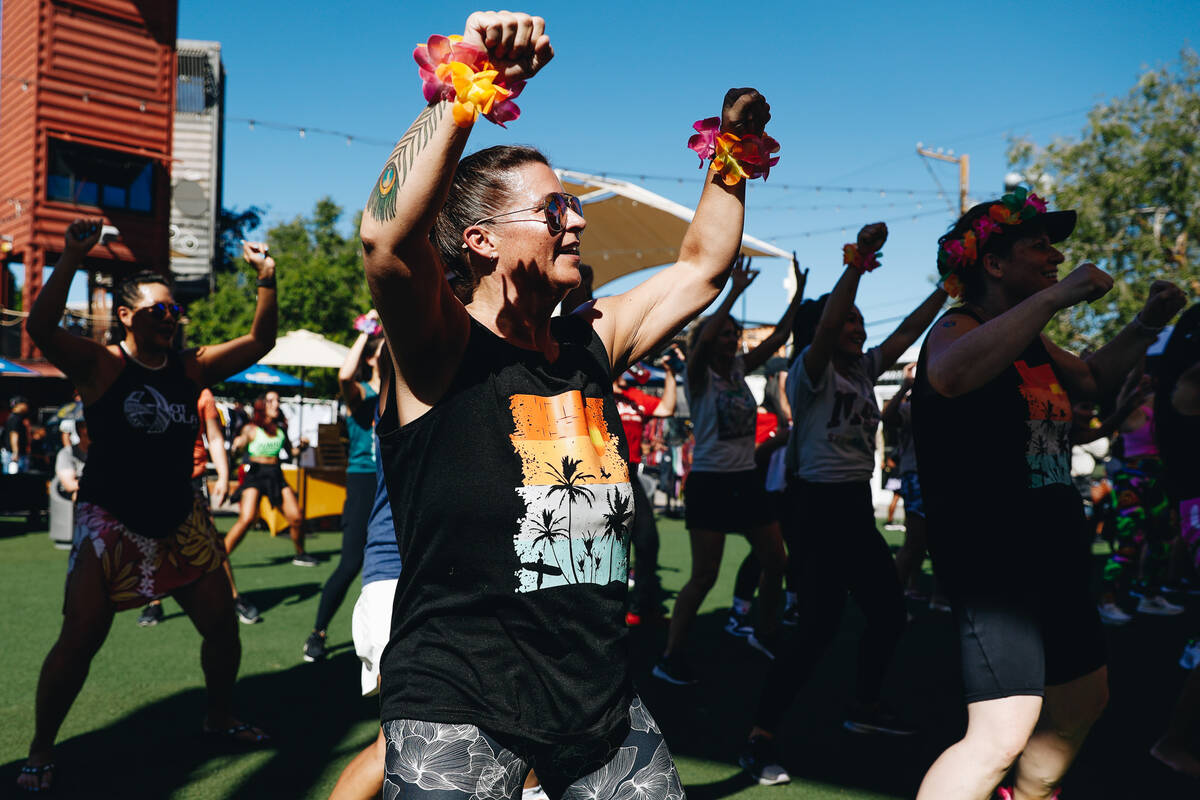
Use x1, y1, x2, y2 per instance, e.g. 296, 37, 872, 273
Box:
938, 203, 1047, 303
789, 295, 829, 363
252, 392, 285, 437
357, 336, 385, 382
687, 315, 742, 356
113, 271, 173, 339
430, 145, 551, 303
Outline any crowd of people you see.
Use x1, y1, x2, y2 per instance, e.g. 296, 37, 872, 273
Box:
8, 9, 1200, 800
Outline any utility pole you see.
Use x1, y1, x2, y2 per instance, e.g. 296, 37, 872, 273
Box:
916, 143, 970, 215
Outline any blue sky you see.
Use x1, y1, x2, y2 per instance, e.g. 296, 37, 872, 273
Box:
177, 0, 1198, 343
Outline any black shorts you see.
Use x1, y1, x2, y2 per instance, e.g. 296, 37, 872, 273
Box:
684, 469, 775, 533
232, 462, 286, 509
934, 490, 1107, 702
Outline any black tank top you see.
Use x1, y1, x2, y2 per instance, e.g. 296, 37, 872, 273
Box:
912, 308, 1079, 563
78, 347, 200, 538
377, 315, 635, 744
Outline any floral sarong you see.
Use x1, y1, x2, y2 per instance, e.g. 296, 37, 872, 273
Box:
69, 492, 225, 610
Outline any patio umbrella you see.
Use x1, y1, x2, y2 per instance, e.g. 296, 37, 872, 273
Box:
555, 169, 794, 290
258, 329, 352, 437
224, 364, 312, 387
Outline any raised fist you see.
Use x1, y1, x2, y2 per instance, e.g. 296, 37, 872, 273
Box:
722, 89, 771, 137
242, 240, 275, 279
1051, 264, 1113, 308
857, 222, 888, 254
64, 218, 103, 256
1140, 280, 1186, 328
463, 11, 553, 83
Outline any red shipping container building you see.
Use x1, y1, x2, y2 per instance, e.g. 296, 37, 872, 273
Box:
0, 0, 177, 358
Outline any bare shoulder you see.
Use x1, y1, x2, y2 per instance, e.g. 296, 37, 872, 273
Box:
924, 311, 978, 354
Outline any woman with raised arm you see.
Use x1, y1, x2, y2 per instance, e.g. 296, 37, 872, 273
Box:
653, 255, 805, 684
16, 222, 278, 793
359, 10, 776, 798
738, 224, 947, 785
910, 191, 1186, 800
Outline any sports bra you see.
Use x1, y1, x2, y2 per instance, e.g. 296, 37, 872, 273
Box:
247, 425, 287, 458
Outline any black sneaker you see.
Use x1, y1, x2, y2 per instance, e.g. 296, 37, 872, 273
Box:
843, 702, 916, 736
651, 655, 699, 686
739, 736, 790, 785
234, 596, 261, 625
137, 603, 164, 627
724, 609, 754, 638
781, 604, 800, 627
303, 631, 327, 662
292, 553, 319, 567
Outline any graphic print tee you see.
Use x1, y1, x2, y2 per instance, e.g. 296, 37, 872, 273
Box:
686, 356, 757, 473
377, 315, 634, 744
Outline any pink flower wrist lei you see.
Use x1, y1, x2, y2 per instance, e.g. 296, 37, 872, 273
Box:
687, 118, 780, 186
843, 243, 881, 273
414, 35, 524, 128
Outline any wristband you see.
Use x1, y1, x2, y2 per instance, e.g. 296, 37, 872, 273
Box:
256, 277, 276, 289
1131, 312, 1164, 337
842, 243, 881, 273
687, 118, 780, 186
414, 35, 523, 127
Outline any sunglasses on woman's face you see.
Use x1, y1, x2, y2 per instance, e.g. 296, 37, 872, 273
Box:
139, 302, 182, 321
472, 192, 584, 235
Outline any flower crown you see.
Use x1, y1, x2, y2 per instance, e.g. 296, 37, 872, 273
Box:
414, 35, 524, 127
936, 186, 1049, 298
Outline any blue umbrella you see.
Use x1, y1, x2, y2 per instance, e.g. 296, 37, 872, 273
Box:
0, 357, 35, 375
223, 364, 311, 387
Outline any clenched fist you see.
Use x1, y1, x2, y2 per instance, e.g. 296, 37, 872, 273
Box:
1139, 280, 1186, 328
1050, 264, 1113, 308
462, 11, 553, 84
722, 89, 771, 137
857, 223, 888, 255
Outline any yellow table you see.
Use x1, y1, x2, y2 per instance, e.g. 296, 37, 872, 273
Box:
259, 465, 347, 534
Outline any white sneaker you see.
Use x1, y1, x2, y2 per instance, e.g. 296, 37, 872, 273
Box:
1138, 595, 1185, 616
884, 523, 905, 531
1098, 601, 1132, 625
523, 785, 550, 800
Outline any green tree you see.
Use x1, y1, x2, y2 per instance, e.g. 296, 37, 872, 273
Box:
1008, 49, 1200, 350
185, 197, 373, 396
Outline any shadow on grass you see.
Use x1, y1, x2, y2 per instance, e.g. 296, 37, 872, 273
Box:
1, 650, 377, 798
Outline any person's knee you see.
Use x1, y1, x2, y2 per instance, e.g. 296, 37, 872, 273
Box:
689, 569, 719, 594
964, 724, 1032, 772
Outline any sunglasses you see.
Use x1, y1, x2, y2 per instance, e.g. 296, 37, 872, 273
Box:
472, 192, 584, 236
139, 302, 182, 321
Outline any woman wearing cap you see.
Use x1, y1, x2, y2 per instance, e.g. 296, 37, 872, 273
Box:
359, 9, 777, 797
18, 221, 277, 792
911, 190, 1185, 800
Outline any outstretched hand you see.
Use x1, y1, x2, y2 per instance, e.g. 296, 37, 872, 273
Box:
857, 222, 888, 254
729, 255, 758, 293
64, 218, 103, 256
721, 89, 771, 137
791, 253, 809, 298
463, 11, 553, 84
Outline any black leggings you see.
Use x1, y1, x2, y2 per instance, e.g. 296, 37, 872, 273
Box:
630, 469, 661, 613
313, 472, 376, 632
755, 479, 907, 732
732, 490, 796, 600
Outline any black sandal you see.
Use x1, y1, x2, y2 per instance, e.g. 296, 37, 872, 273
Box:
17, 761, 55, 793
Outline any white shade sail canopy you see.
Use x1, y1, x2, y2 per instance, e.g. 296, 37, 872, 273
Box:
259, 329, 351, 369
556, 169, 793, 290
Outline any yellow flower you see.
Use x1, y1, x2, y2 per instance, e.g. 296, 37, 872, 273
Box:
436, 62, 512, 127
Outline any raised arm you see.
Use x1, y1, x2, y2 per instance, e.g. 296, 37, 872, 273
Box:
875, 289, 948, 370
881, 363, 916, 426
339, 311, 378, 412
652, 368, 678, 418
743, 261, 808, 374
205, 412, 230, 506
25, 220, 117, 397
360, 12, 552, 423
590, 89, 772, 373
926, 264, 1113, 398
191, 241, 279, 386
686, 257, 754, 396
803, 222, 886, 385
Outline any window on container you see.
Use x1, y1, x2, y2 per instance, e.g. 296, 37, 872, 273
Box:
46, 139, 154, 213
177, 50, 219, 113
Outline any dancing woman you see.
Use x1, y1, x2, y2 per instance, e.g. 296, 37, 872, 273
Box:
360, 9, 775, 797
223, 390, 316, 566
911, 191, 1185, 800
739, 223, 947, 784
18, 223, 277, 792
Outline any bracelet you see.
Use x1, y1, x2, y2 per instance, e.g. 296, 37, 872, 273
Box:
1131, 312, 1164, 337
842, 243, 881, 273
687, 118, 780, 186
414, 35, 522, 127
256, 277, 276, 289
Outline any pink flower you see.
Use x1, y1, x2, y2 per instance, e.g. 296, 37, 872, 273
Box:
687, 117, 722, 165
413, 34, 486, 103
1025, 193, 1047, 213
973, 216, 1002, 241
485, 79, 524, 127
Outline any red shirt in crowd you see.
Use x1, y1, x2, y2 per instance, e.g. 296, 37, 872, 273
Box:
614, 387, 660, 464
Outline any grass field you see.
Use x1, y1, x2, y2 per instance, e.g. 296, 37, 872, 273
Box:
1, 512, 1197, 798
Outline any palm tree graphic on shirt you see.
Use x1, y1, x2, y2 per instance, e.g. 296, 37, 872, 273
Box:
545, 456, 596, 583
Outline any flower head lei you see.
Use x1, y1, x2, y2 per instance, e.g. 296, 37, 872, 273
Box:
936, 186, 1050, 298
687, 118, 780, 186
414, 34, 525, 128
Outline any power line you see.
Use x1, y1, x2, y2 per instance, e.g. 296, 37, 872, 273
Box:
766, 207, 949, 241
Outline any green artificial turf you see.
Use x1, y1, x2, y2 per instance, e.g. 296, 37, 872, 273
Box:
1, 513, 1195, 798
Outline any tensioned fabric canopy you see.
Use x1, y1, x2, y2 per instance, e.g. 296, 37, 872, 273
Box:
259, 329, 350, 369
556, 169, 793, 290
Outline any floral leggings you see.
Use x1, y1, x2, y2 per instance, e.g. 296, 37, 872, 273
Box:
382, 697, 683, 800
1101, 457, 1173, 592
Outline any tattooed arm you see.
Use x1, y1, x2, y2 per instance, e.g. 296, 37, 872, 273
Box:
360, 11, 552, 425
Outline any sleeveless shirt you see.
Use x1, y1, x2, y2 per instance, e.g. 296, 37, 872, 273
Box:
377, 314, 634, 744
78, 348, 200, 537
246, 426, 287, 458
346, 382, 379, 474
